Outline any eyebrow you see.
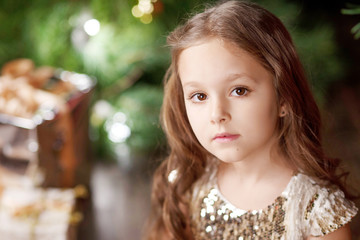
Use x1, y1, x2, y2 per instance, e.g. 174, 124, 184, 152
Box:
226, 73, 257, 83
182, 73, 257, 88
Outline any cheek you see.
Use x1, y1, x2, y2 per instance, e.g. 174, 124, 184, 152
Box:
185, 106, 206, 139
241, 95, 278, 131
259, 101, 277, 121
186, 108, 199, 128
256, 100, 278, 133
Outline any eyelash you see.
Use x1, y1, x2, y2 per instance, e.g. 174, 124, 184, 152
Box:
188, 87, 249, 103
230, 87, 249, 97
189, 92, 207, 102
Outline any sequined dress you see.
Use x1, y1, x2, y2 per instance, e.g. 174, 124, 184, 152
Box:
189, 167, 358, 239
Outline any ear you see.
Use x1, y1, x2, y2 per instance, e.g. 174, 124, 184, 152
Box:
279, 101, 288, 117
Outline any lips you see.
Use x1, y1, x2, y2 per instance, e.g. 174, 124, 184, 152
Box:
213, 133, 240, 142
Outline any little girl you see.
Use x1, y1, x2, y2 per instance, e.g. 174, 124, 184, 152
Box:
147, 1, 358, 239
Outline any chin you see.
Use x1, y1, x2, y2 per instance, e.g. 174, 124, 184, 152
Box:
213, 153, 246, 164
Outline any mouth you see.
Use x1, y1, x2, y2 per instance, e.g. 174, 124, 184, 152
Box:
212, 133, 240, 142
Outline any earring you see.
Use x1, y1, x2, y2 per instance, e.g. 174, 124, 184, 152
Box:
280, 111, 286, 117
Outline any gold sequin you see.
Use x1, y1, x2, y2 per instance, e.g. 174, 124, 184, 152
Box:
191, 187, 287, 239
190, 171, 358, 239
305, 193, 319, 220
311, 189, 352, 236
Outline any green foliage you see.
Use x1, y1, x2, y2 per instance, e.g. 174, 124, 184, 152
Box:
341, 4, 360, 39
81, 19, 166, 89
24, 2, 84, 69
256, 0, 344, 105
0, 0, 348, 160
292, 26, 344, 104
0, 1, 32, 64
90, 84, 164, 160
115, 84, 164, 152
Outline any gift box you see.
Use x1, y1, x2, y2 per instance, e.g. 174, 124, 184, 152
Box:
0, 185, 85, 240
0, 59, 95, 188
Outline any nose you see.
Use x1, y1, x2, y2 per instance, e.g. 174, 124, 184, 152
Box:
210, 99, 230, 124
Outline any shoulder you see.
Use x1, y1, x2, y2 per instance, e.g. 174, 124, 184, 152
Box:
287, 173, 358, 237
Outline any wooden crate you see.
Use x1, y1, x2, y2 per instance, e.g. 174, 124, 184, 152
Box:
0, 71, 95, 188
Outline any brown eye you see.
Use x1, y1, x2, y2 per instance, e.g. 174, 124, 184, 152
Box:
232, 87, 248, 96
192, 93, 207, 102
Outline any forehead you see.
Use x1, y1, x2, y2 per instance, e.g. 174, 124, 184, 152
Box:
177, 38, 272, 86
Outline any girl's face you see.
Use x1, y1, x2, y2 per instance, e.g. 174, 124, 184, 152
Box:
178, 38, 281, 164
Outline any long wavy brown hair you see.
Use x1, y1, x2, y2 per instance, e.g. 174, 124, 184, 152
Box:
146, 1, 350, 239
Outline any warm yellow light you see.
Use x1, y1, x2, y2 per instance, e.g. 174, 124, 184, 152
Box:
138, 0, 154, 14
140, 14, 153, 24
131, 5, 143, 18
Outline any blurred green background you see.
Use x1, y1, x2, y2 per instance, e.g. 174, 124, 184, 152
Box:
1, 0, 360, 237
1, 0, 359, 167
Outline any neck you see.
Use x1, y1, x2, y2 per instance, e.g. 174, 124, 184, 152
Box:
216, 147, 295, 211
218, 146, 294, 186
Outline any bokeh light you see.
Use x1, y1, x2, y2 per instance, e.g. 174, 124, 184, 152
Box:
140, 14, 153, 24
83, 19, 100, 36
131, 5, 143, 18
132, 0, 156, 24
105, 112, 131, 143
